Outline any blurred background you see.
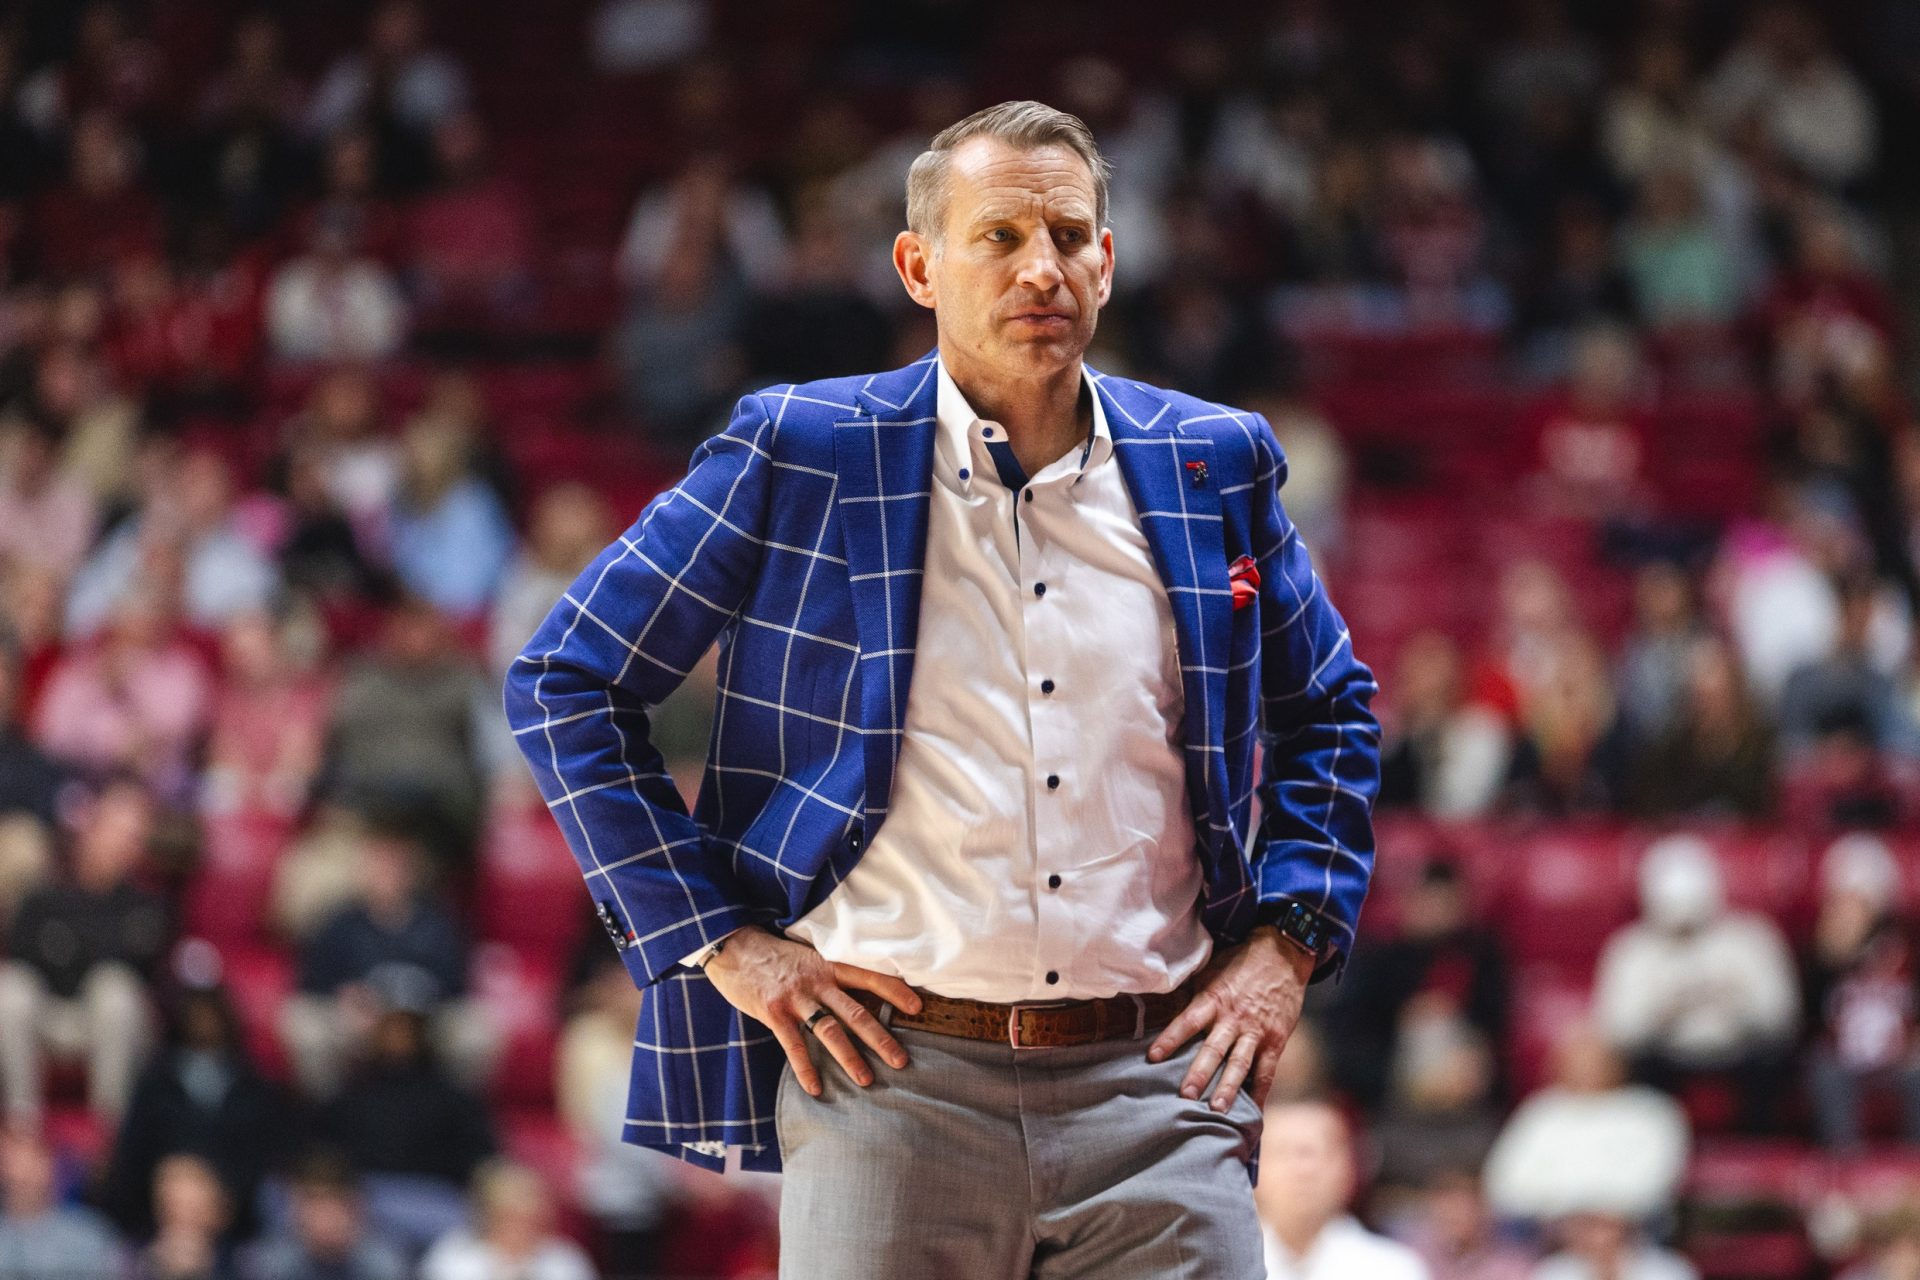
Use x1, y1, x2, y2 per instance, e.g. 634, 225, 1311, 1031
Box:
2, 0, 1920, 1277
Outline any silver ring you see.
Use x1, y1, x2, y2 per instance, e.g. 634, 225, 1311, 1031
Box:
805, 1008, 833, 1033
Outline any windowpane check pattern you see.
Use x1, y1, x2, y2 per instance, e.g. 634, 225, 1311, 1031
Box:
504, 351, 1381, 1171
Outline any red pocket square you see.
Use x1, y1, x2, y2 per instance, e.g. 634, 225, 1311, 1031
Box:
1228, 555, 1260, 611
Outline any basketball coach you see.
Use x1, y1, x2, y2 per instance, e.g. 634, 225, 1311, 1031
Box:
506, 100, 1381, 1278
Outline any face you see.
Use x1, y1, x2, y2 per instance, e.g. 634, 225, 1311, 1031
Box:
1255, 1103, 1352, 1230
895, 137, 1112, 385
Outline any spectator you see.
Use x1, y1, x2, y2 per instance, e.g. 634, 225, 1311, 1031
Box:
1841, 1205, 1920, 1280
386, 414, 514, 619
291, 130, 409, 271
0, 1126, 127, 1280
488, 482, 612, 682
1520, 324, 1653, 521
1372, 1026, 1504, 1209
1257, 1098, 1431, 1280
1702, 3, 1876, 191
1600, 35, 1719, 189
311, 980, 496, 1253
279, 367, 400, 560
14, 2, 165, 138
64, 444, 281, 640
405, 111, 538, 336
1403, 1170, 1535, 1280
1592, 834, 1800, 1133
1757, 206, 1897, 407
241, 1152, 408, 1280
1803, 833, 1920, 1148
615, 154, 787, 296
1378, 632, 1513, 819
320, 598, 488, 861
265, 211, 409, 364
100, 965, 292, 1242
1615, 562, 1708, 746
1502, 631, 1628, 816
281, 816, 493, 1097
33, 328, 143, 514
28, 109, 165, 280
201, 610, 330, 819
306, 0, 470, 193
0, 642, 59, 925
188, 14, 308, 244
0, 404, 97, 580
0, 774, 168, 1124
1483, 1025, 1690, 1224
1514, 197, 1638, 375
1779, 569, 1920, 759
34, 585, 215, 805
1324, 858, 1510, 1110
136, 1153, 238, 1280
1532, 1214, 1699, 1280
1616, 165, 1743, 331
418, 1160, 596, 1280
272, 443, 390, 609
1624, 636, 1776, 820
739, 185, 891, 387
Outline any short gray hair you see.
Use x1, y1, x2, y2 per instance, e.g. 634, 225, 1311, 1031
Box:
904, 100, 1111, 239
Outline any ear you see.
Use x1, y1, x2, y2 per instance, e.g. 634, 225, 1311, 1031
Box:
893, 230, 937, 311
1096, 227, 1114, 308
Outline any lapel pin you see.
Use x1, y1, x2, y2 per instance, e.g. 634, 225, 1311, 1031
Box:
1185, 459, 1208, 487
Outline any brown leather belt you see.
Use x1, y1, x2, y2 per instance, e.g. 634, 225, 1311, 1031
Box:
852, 979, 1196, 1050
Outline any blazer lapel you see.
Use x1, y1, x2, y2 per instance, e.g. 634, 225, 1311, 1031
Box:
833, 355, 939, 826
1097, 373, 1233, 852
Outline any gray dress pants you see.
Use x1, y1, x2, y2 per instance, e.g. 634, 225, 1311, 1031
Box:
775, 1019, 1266, 1279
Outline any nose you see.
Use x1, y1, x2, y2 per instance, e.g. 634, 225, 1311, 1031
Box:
1014, 237, 1064, 293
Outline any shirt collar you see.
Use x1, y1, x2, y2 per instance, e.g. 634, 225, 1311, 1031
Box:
933, 357, 1111, 494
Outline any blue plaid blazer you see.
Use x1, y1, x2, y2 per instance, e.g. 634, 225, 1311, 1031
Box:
505, 352, 1380, 1171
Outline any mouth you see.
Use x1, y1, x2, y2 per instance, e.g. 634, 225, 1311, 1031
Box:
1008, 310, 1073, 328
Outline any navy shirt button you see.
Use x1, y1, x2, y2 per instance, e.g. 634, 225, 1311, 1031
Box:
1034, 582, 1046, 597
1045, 971, 1059, 984
1023, 490, 1033, 503
1047, 874, 1062, 889
1046, 774, 1060, 790
1040, 679, 1055, 694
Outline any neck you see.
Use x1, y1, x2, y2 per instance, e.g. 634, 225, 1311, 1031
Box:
943, 352, 1089, 473
1272, 1215, 1329, 1258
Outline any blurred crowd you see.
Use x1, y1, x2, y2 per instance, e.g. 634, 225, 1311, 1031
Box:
1, 0, 1920, 1277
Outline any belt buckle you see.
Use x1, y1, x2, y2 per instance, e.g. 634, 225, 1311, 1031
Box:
1007, 1000, 1073, 1050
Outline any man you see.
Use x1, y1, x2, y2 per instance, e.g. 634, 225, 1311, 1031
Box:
242, 1152, 410, 1280
1592, 833, 1799, 1133
1256, 1099, 1429, 1280
0, 774, 168, 1125
507, 100, 1379, 1276
0, 1126, 127, 1280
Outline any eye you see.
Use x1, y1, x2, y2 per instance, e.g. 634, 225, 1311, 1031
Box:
985, 227, 1014, 243
1057, 227, 1087, 245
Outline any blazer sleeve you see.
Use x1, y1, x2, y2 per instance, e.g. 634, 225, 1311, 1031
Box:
504, 394, 780, 987
1246, 413, 1382, 979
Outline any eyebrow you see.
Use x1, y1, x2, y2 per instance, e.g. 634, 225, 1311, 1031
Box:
968, 205, 1094, 228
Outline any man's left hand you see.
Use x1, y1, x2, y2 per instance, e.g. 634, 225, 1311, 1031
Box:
1147, 925, 1314, 1113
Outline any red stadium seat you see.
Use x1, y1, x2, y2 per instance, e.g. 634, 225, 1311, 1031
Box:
219, 946, 295, 1082
1502, 824, 1636, 972
473, 943, 563, 1107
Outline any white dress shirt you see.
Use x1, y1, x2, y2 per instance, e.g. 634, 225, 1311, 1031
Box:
1263, 1217, 1431, 1280
782, 360, 1212, 1002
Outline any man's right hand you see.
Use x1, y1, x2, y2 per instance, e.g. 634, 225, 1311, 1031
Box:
702, 926, 923, 1097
